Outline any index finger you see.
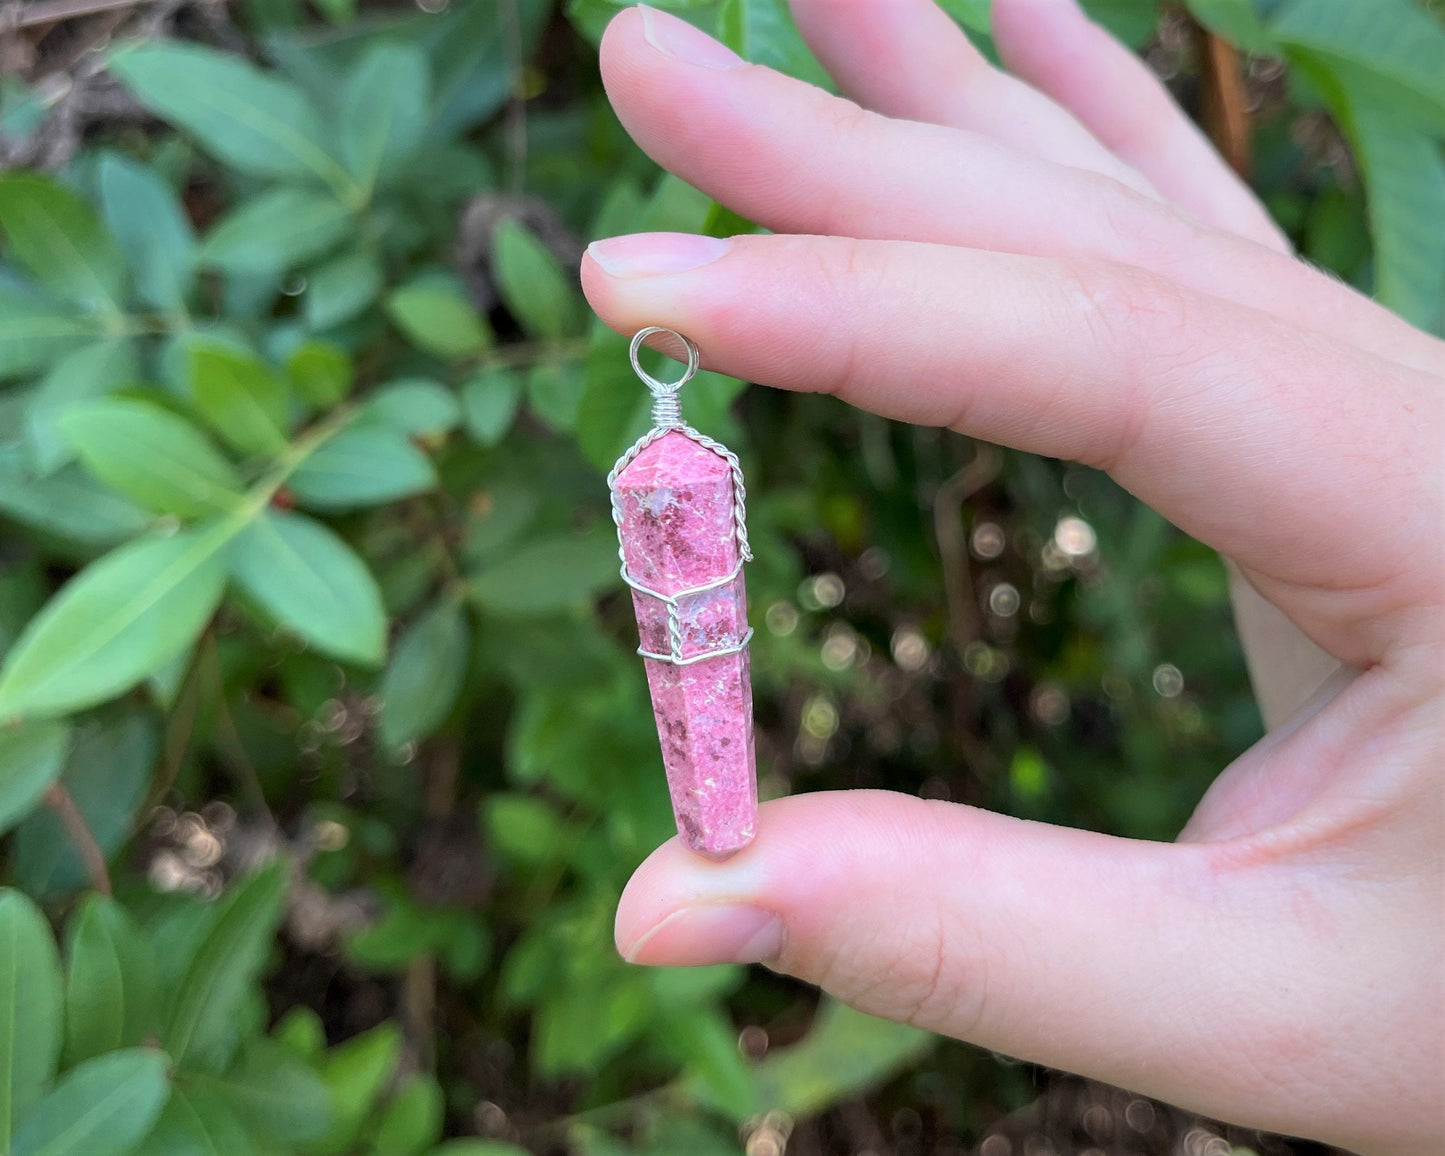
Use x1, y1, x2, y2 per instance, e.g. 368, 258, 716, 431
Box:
582, 232, 1441, 667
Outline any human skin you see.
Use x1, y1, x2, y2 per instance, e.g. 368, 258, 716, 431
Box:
577, 3, 1445, 1152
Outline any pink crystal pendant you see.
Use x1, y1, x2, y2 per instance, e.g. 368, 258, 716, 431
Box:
608, 327, 757, 859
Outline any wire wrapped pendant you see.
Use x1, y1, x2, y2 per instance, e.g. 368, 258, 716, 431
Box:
608, 327, 757, 859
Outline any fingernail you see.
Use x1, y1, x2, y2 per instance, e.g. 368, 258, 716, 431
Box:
622, 904, 783, 966
638, 5, 746, 70
588, 232, 731, 278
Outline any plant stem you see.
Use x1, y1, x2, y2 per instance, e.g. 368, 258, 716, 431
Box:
44, 783, 112, 896
10, 0, 152, 29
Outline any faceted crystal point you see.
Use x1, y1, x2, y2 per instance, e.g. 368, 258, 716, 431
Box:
614, 430, 757, 858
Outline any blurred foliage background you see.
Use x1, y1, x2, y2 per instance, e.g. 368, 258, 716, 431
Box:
0, 0, 1440, 1154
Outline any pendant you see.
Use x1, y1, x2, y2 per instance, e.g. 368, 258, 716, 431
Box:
608, 327, 757, 860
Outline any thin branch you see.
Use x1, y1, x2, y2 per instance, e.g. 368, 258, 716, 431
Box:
9, 0, 152, 30
202, 635, 275, 828
500, 0, 528, 199
1197, 28, 1252, 178
932, 442, 1003, 652
44, 783, 112, 896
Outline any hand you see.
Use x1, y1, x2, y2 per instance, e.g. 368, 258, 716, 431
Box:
578, 4, 1445, 1152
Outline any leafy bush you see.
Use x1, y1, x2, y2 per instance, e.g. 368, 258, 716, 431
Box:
0, 0, 1439, 1153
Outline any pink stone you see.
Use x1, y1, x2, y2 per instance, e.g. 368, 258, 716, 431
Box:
614, 430, 757, 859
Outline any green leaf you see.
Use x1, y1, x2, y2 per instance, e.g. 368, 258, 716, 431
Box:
287, 340, 354, 406
145, 646, 192, 710
108, 42, 352, 190
274, 1006, 326, 1062
97, 152, 196, 312
26, 340, 139, 475
525, 362, 585, 432
0, 720, 69, 836
129, 1088, 254, 1156
61, 398, 245, 518
311, 1023, 400, 1156
0, 889, 63, 1145
1080, 0, 1161, 47
1339, 96, 1445, 332
0, 460, 150, 547
313, 0, 357, 22
344, 891, 436, 972
934, 0, 991, 32
747, 999, 934, 1118
162, 862, 288, 1072
667, 1010, 757, 1120
0, 566, 45, 661
427, 1143, 530, 1156
190, 1038, 333, 1145
482, 794, 567, 866
461, 367, 521, 446
12, 1048, 169, 1156
377, 599, 470, 749
425, 0, 550, 139
11, 713, 155, 897
359, 378, 461, 436
533, 974, 651, 1077
201, 186, 353, 274
491, 220, 578, 340
0, 291, 95, 381
62, 895, 159, 1066
187, 344, 291, 456
0, 524, 232, 720
370, 1074, 443, 1156
288, 426, 437, 512
230, 510, 387, 666
716, 0, 831, 86
1272, 0, 1445, 132
700, 199, 756, 240
470, 533, 620, 616
340, 42, 431, 189
385, 284, 491, 359
1185, 0, 1275, 54
0, 174, 125, 314
305, 250, 382, 330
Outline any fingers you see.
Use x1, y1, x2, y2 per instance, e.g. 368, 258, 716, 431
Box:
991, 0, 1288, 252
582, 231, 1439, 662
614, 790, 1422, 1151
602, 7, 1443, 374
786, 0, 1157, 197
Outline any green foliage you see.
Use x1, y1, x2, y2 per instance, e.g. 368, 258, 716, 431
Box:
0, 721, 69, 835
229, 511, 387, 666
63, 896, 159, 1065
162, 862, 287, 1071
0, 529, 231, 719
0, 889, 63, 1144
0, 0, 1435, 1152
0, 175, 125, 316
11, 1048, 169, 1156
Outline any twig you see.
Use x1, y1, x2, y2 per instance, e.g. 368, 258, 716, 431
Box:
147, 635, 208, 814
9, 0, 152, 30
932, 442, 1003, 651
401, 736, 462, 1075
500, 0, 528, 199
1197, 28, 1252, 178
44, 783, 112, 896
202, 636, 275, 828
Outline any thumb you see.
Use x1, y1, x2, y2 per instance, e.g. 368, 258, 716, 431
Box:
616, 790, 1310, 1136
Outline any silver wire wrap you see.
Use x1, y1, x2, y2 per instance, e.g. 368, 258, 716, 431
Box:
608, 327, 753, 666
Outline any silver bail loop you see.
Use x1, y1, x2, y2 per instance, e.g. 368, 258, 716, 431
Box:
629, 326, 699, 428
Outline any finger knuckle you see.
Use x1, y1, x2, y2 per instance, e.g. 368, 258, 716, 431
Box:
809, 898, 991, 1039
795, 237, 884, 398
1056, 258, 1203, 472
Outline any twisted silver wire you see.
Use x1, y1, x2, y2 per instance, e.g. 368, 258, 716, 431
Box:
608, 328, 752, 666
